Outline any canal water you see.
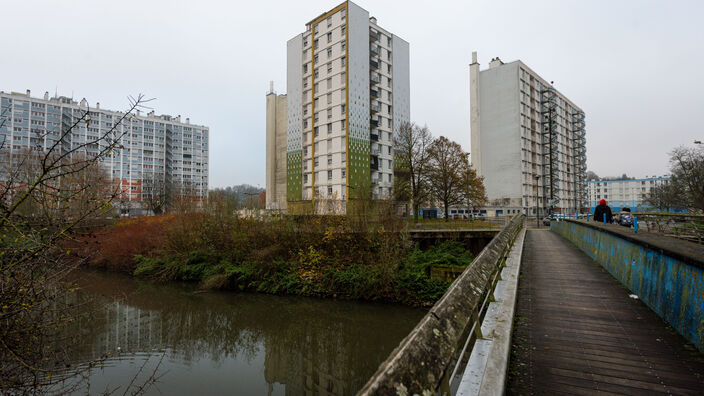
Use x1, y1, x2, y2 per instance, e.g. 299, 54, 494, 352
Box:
57, 270, 425, 395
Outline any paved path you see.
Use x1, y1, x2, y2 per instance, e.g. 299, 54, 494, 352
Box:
507, 230, 704, 395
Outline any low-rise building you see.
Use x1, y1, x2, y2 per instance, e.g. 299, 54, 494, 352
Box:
587, 177, 669, 212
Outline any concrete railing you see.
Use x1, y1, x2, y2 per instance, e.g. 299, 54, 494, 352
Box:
358, 215, 524, 395
552, 219, 704, 352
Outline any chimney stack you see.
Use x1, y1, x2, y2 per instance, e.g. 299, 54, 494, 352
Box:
186, 118, 190, 124
44, 91, 49, 100
26, 89, 31, 96
96, 102, 100, 109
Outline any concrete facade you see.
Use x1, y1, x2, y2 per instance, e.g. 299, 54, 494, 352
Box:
587, 177, 670, 213
470, 53, 586, 217
0, 89, 209, 213
284, 1, 409, 212
265, 87, 288, 210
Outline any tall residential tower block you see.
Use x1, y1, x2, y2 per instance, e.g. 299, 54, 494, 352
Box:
265, 83, 288, 211
285, 1, 409, 212
470, 52, 586, 216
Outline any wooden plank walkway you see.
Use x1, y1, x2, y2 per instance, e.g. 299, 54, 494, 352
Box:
507, 229, 704, 395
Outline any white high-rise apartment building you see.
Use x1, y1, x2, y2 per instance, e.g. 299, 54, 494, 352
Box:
285, 1, 409, 212
0, 90, 209, 213
470, 53, 586, 216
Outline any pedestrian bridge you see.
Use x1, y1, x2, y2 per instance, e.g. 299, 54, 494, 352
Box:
359, 215, 704, 395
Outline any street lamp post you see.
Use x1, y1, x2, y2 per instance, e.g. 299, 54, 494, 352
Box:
535, 175, 540, 228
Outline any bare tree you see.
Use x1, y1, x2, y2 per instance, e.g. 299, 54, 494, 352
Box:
459, 161, 488, 217
393, 122, 433, 220
0, 95, 151, 393
669, 146, 704, 212
644, 146, 704, 212
427, 136, 468, 221
142, 172, 171, 215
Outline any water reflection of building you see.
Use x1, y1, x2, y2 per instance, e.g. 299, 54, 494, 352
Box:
83, 302, 166, 359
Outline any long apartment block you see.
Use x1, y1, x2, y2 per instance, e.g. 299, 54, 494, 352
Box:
284, 1, 409, 209
470, 53, 586, 216
0, 90, 209, 210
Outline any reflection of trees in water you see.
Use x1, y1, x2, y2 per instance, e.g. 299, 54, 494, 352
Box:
68, 271, 424, 395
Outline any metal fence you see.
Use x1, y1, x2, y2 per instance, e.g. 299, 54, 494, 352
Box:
630, 212, 704, 245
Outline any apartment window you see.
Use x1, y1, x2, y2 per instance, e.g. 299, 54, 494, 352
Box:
341, 25, 346, 34
387, 50, 391, 61
303, 146, 308, 156
387, 105, 392, 114
342, 152, 346, 162
314, 39, 319, 49
327, 78, 332, 89
327, 123, 332, 134
341, 9, 346, 20
314, 54, 318, 64
327, 140, 332, 150
327, 170, 332, 180
314, 126, 319, 137
387, 37, 391, 46
341, 136, 346, 146
327, 32, 332, 42
304, 174, 309, 183
303, 39, 308, 47
315, 69, 319, 78
303, 120, 308, 128
327, 47, 332, 58
387, 146, 391, 154
328, 186, 333, 196
387, 77, 391, 87
314, 82, 318, 92
341, 41, 346, 51
340, 72, 346, 84
327, 62, 332, 73
387, 64, 391, 74
342, 169, 346, 178
388, 159, 392, 168
341, 56, 346, 67
314, 157, 319, 166
341, 104, 345, 114
341, 119, 346, 129
327, 153, 332, 165
327, 93, 332, 104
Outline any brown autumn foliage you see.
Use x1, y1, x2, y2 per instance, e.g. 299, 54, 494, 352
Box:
73, 214, 175, 272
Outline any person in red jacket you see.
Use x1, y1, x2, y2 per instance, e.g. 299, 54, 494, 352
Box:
593, 199, 613, 223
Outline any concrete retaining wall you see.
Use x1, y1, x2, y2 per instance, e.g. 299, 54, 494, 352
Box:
551, 220, 704, 352
357, 215, 524, 395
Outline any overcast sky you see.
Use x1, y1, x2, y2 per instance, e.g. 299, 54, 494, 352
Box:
2, 0, 703, 187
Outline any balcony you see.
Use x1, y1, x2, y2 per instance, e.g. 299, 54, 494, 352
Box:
370, 44, 379, 55
371, 147, 381, 155
370, 28, 380, 41
371, 102, 381, 113
370, 89, 379, 98
370, 119, 379, 127
370, 161, 379, 170
370, 73, 381, 84
370, 133, 379, 141
370, 59, 379, 69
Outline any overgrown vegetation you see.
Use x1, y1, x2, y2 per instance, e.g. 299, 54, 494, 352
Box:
77, 202, 479, 306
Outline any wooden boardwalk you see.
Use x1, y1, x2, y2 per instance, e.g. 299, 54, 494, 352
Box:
507, 229, 704, 395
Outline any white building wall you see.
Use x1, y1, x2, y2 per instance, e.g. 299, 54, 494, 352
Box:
478, 62, 522, 206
